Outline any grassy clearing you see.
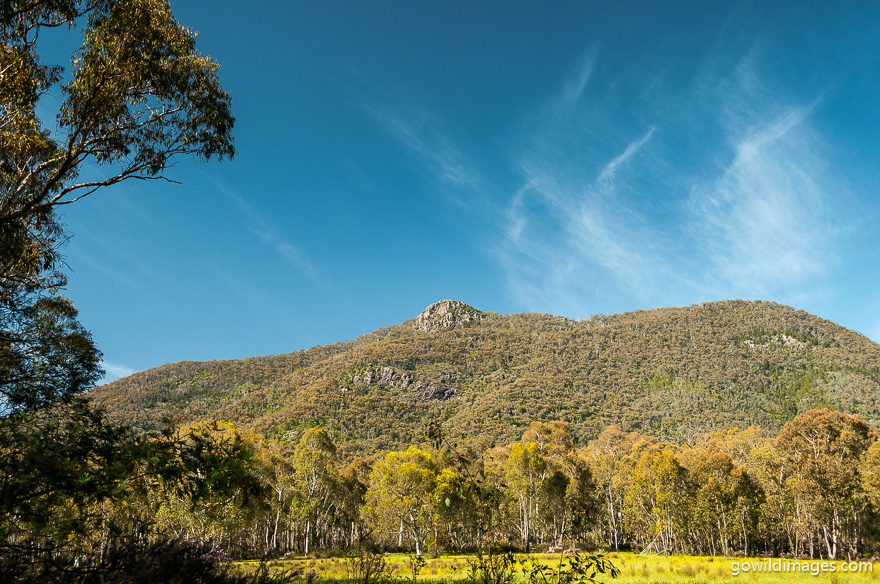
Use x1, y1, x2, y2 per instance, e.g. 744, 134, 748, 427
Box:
235, 552, 879, 584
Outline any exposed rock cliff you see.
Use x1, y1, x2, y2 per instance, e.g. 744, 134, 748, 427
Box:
414, 300, 484, 332
350, 366, 457, 400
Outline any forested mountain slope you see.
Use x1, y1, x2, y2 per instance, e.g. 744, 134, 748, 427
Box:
90, 300, 880, 458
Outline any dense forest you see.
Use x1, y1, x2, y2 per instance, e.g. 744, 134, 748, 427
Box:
92, 299, 880, 458
28, 410, 879, 565
79, 300, 880, 568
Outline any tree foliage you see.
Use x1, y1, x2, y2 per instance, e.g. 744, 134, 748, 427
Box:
1, 0, 234, 224
41, 410, 875, 564
775, 409, 876, 559
364, 447, 446, 556
91, 300, 880, 459
1, 0, 233, 414
1, 0, 235, 578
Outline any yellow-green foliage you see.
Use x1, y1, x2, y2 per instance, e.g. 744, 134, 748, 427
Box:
237, 553, 878, 584
91, 300, 880, 459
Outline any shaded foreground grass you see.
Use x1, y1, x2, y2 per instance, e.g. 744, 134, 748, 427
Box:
235, 552, 879, 584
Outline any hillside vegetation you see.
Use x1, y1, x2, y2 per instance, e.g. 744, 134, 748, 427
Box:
90, 300, 880, 458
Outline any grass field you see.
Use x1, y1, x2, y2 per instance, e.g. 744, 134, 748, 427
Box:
236, 552, 879, 584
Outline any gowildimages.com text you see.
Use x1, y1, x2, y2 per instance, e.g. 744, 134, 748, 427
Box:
731, 559, 873, 577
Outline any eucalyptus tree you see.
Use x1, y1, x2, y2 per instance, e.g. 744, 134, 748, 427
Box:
0, 0, 234, 576
624, 448, 690, 555
746, 438, 800, 555
364, 446, 443, 556
861, 440, 880, 510
505, 441, 546, 551
253, 439, 296, 553
292, 427, 338, 554
1, 0, 233, 412
688, 447, 744, 555
776, 409, 877, 560
583, 425, 652, 550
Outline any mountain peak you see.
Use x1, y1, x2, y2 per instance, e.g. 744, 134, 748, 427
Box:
90, 300, 880, 456
414, 300, 484, 332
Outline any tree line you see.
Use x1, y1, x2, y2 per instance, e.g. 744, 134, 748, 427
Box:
52, 409, 875, 564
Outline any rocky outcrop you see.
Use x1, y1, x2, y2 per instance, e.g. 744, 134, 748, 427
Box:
414, 300, 484, 332
350, 366, 458, 401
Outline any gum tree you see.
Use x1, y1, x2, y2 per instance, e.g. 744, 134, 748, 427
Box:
364, 446, 442, 556
1, 0, 234, 412
292, 427, 338, 555
505, 442, 546, 551
1, 0, 234, 575
776, 409, 877, 560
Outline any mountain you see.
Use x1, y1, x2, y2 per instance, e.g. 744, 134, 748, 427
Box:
89, 299, 880, 458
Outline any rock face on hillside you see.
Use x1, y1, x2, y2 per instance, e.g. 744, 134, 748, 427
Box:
414, 300, 484, 332
351, 366, 457, 401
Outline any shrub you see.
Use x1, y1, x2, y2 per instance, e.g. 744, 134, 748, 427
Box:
0, 537, 304, 584
345, 552, 395, 584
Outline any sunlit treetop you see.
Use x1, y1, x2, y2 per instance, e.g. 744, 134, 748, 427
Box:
0, 0, 234, 415
1, 0, 234, 223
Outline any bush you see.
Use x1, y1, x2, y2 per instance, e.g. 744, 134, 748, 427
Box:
0, 537, 303, 584
345, 552, 395, 584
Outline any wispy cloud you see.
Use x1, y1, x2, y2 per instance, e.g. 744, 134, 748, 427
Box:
498, 51, 672, 316
102, 361, 136, 382
598, 127, 655, 186
688, 118, 830, 289
497, 47, 846, 318
687, 65, 840, 299
208, 177, 319, 280
365, 103, 484, 198
501, 127, 666, 315
558, 48, 596, 108
358, 42, 851, 321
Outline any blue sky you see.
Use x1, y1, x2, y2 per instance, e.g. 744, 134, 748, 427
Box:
52, 1, 880, 381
